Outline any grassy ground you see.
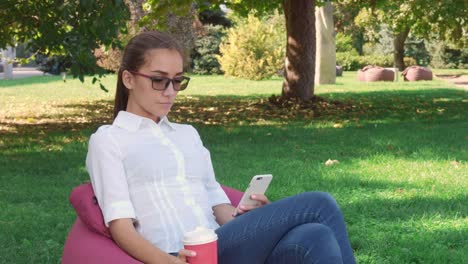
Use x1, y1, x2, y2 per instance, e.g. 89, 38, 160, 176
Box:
0, 71, 467, 263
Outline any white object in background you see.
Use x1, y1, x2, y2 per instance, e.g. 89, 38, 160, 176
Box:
315, 1, 336, 85
1, 46, 15, 79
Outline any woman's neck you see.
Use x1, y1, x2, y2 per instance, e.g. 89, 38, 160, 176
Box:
126, 102, 161, 123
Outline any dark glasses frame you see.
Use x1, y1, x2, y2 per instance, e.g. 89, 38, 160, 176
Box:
128, 70, 190, 91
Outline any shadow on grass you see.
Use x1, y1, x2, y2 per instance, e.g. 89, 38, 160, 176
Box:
174, 88, 465, 125
1, 88, 465, 136
2, 130, 464, 219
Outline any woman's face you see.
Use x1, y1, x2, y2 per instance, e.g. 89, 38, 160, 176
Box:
122, 48, 184, 122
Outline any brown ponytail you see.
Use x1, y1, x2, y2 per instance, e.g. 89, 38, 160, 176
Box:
113, 31, 185, 120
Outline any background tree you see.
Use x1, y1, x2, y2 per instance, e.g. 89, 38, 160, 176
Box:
0, 0, 129, 86
281, 0, 316, 99
145, 0, 320, 101
333, 1, 365, 55
354, 0, 467, 70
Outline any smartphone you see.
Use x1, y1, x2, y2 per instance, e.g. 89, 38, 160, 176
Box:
233, 174, 273, 216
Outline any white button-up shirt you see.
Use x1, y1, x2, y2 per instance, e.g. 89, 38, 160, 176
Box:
86, 111, 230, 252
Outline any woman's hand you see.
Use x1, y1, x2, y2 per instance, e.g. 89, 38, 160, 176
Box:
235, 193, 270, 216
168, 249, 196, 264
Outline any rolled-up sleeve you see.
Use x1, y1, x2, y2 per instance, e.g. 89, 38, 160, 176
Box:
202, 147, 231, 207
86, 130, 136, 227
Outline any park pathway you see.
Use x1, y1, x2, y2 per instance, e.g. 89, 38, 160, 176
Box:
0, 67, 44, 79
436, 75, 468, 91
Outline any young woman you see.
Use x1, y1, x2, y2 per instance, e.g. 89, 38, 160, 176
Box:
86, 31, 356, 264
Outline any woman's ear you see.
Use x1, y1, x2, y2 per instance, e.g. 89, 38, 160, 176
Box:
122, 70, 134, 90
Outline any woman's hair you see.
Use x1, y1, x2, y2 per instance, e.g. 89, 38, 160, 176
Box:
113, 31, 184, 120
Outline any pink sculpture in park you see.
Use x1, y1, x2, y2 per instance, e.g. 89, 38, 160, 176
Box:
402, 66, 433, 81
357, 65, 394, 82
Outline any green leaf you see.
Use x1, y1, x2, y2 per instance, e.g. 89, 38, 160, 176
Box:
99, 83, 109, 92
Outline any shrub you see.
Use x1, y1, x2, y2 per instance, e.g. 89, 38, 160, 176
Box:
336, 51, 362, 71
198, 9, 232, 28
404, 57, 418, 67
191, 25, 225, 75
361, 54, 393, 67
405, 39, 430, 66
427, 41, 468, 69
336, 33, 355, 53
217, 12, 285, 80
35, 54, 72, 75
336, 52, 416, 70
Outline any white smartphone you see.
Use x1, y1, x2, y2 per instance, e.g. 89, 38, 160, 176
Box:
233, 174, 273, 216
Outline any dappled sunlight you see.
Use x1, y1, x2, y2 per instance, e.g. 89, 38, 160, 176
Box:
1, 73, 465, 134
0, 100, 113, 134
172, 95, 323, 125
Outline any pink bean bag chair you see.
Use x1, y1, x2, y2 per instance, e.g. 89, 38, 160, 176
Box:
357, 65, 394, 82
62, 183, 244, 264
336, 65, 343, 77
402, 66, 433, 81
356, 66, 368, 81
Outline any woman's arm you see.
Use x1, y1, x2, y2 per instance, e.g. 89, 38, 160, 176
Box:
212, 204, 236, 225
109, 218, 191, 264
213, 194, 271, 225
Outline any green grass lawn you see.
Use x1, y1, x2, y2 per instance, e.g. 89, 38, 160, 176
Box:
0, 72, 467, 263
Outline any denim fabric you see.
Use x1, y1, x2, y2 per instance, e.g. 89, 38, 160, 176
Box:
215, 192, 356, 264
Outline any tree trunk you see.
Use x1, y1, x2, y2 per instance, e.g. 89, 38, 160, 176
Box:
282, 0, 316, 100
315, 1, 335, 85
393, 28, 410, 71
124, 0, 145, 33
354, 32, 364, 55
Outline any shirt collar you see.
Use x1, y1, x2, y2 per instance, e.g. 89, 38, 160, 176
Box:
113, 111, 176, 132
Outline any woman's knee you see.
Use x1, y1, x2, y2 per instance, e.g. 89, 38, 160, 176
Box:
286, 223, 336, 244
273, 224, 341, 260
296, 191, 339, 209
306, 223, 336, 241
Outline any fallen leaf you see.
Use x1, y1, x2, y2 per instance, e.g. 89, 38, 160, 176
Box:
450, 161, 460, 168
26, 117, 36, 123
325, 159, 340, 166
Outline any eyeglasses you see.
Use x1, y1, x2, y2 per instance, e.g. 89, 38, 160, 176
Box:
128, 71, 190, 91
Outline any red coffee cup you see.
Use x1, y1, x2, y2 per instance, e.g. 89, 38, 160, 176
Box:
183, 226, 218, 264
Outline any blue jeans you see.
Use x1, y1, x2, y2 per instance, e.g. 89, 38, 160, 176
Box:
215, 192, 356, 264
